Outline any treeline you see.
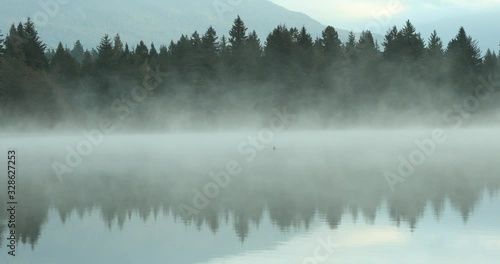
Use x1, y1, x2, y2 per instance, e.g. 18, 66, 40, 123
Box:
0, 17, 499, 129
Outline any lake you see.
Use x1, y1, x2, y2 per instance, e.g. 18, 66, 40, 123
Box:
0, 130, 499, 263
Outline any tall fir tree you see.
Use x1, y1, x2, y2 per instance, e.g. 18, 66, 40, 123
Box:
201, 26, 219, 79
445, 27, 482, 94
135, 40, 149, 64
22, 18, 48, 70
228, 16, 248, 77
71, 40, 84, 63
483, 49, 498, 77
81, 50, 94, 75
96, 34, 114, 70
51, 42, 79, 80
112, 34, 124, 64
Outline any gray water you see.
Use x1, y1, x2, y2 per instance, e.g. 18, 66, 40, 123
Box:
0, 130, 499, 264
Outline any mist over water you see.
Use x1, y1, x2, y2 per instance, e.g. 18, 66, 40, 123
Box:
1, 130, 499, 263
1, 2, 500, 263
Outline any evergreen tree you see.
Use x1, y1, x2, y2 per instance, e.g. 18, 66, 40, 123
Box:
149, 43, 159, 68
113, 34, 124, 64
319, 26, 342, 61
22, 18, 48, 70
344, 31, 357, 64
483, 49, 498, 77
81, 50, 94, 75
96, 34, 114, 70
90, 48, 98, 60
168, 35, 192, 79
244, 30, 262, 80
357, 30, 377, 52
158, 44, 168, 72
400, 20, 425, 61
354, 31, 381, 94
51, 42, 79, 80
382, 26, 400, 62
427, 30, 444, 59
424, 30, 445, 84
228, 16, 247, 54
315, 26, 343, 83
264, 25, 294, 81
4, 24, 25, 60
71, 40, 84, 63
135, 40, 149, 63
201, 26, 219, 79
150, 43, 158, 59
228, 16, 248, 77
445, 27, 482, 94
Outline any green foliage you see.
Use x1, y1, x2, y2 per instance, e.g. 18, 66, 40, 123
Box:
96, 34, 114, 70
446, 27, 482, 93
1, 17, 499, 127
71, 40, 84, 63
51, 42, 80, 80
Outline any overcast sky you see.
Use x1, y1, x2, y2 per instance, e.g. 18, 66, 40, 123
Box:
269, 0, 500, 30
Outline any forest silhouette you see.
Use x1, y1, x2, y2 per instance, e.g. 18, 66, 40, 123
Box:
0, 17, 499, 130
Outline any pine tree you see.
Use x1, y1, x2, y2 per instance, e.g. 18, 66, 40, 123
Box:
158, 45, 168, 72
316, 26, 343, 78
4, 24, 24, 60
112, 34, 124, 64
424, 30, 445, 83
354, 31, 381, 94
81, 50, 94, 75
400, 20, 425, 61
51, 42, 79, 80
201, 26, 219, 79
228, 16, 247, 54
96, 34, 114, 70
427, 30, 444, 59
344, 31, 357, 64
445, 27, 482, 94
357, 31, 377, 52
382, 26, 400, 62
264, 25, 294, 80
244, 30, 262, 80
71, 40, 84, 63
149, 43, 159, 68
320, 26, 342, 60
22, 18, 48, 70
135, 40, 149, 63
483, 49, 498, 77
228, 16, 248, 77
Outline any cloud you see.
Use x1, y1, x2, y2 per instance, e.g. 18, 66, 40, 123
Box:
270, 0, 406, 21
269, 0, 500, 24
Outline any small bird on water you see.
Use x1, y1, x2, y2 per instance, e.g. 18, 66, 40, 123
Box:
273, 146, 277, 152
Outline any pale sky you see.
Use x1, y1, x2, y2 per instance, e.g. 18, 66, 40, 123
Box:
269, 0, 500, 30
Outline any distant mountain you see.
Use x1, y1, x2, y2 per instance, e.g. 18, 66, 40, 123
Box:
416, 8, 500, 54
0, 0, 354, 50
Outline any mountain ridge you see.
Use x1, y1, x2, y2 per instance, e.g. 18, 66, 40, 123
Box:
0, 0, 354, 50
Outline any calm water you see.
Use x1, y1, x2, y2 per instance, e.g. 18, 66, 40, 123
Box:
0, 130, 499, 264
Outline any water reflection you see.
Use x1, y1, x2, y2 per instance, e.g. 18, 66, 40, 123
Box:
0, 143, 498, 247
0, 132, 499, 263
